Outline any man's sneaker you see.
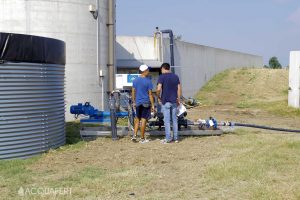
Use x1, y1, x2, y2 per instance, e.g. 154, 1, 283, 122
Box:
174, 140, 179, 143
139, 138, 150, 144
131, 135, 137, 142
161, 139, 171, 144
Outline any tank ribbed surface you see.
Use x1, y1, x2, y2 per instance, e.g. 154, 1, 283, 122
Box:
0, 62, 65, 159
0, 0, 110, 120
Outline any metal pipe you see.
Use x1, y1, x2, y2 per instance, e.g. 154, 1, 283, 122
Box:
108, 0, 116, 93
96, 0, 99, 76
96, 0, 104, 111
109, 94, 118, 140
154, 29, 163, 62
161, 29, 175, 72
100, 76, 104, 111
148, 130, 223, 136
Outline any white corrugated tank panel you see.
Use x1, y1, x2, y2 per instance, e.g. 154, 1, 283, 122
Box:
0, 63, 65, 159
288, 51, 300, 108
0, 0, 109, 120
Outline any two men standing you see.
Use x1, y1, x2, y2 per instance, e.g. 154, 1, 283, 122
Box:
132, 63, 181, 144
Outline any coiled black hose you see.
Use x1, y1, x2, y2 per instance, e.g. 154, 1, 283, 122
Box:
234, 123, 300, 133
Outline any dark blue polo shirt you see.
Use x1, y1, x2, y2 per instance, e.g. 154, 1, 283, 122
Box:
157, 73, 180, 104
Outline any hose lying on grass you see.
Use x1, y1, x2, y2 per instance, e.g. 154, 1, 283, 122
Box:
232, 122, 300, 133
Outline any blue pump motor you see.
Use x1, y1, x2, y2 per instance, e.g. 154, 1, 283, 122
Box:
70, 102, 129, 122
70, 102, 99, 117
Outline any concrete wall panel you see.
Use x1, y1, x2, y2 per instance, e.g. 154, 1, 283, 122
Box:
288, 51, 300, 108
117, 36, 263, 97
164, 40, 263, 97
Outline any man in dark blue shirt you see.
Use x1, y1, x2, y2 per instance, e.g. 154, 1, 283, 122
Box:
132, 64, 155, 143
156, 63, 181, 143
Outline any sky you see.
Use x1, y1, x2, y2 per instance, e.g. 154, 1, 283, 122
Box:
116, 0, 300, 66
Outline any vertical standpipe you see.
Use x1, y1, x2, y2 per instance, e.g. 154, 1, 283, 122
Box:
95, 0, 105, 111
109, 94, 118, 140
107, 0, 118, 139
108, 0, 116, 93
161, 29, 175, 73
288, 51, 300, 108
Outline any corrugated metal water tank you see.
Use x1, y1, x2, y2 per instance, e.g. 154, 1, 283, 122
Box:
0, 0, 110, 121
0, 33, 66, 159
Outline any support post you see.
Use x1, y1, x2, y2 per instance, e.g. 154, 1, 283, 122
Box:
288, 51, 300, 108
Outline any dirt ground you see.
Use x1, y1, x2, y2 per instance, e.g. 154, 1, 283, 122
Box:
20, 104, 299, 200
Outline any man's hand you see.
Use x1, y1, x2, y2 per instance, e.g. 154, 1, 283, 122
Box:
177, 84, 182, 106
132, 102, 136, 108
157, 97, 162, 105
151, 105, 155, 113
177, 98, 181, 106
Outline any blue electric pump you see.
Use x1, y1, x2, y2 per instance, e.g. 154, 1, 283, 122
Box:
70, 102, 128, 123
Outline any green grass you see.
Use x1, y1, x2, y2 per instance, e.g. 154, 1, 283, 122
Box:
117, 118, 130, 126
0, 157, 39, 199
255, 101, 300, 117
197, 69, 231, 105
205, 131, 300, 199
200, 69, 231, 92
1, 68, 300, 199
1, 130, 299, 199
235, 100, 300, 117
196, 68, 300, 117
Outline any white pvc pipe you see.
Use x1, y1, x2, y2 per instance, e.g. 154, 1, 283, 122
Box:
154, 31, 163, 62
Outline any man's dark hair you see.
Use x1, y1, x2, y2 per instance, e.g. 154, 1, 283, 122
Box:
161, 63, 170, 70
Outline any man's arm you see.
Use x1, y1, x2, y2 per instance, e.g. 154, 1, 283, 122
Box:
148, 90, 155, 112
177, 84, 182, 105
132, 88, 136, 107
156, 83, 162, 103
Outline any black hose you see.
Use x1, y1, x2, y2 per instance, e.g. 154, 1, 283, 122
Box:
234, 123, 300, 133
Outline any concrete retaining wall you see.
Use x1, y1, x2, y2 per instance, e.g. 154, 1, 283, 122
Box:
117, 36, 263, 97
166, 40, 263, 96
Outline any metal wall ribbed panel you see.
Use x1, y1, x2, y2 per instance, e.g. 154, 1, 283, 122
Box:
0, 62, 65, 159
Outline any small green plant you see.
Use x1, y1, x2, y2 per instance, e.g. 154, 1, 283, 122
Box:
66, 122, 81, 144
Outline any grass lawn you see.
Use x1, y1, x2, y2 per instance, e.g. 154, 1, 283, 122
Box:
0, 68, 300, 200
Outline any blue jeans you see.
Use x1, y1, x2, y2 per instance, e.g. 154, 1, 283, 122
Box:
162, 102, 178, 141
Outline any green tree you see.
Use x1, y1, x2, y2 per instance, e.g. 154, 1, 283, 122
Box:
268, 57, 282, 69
